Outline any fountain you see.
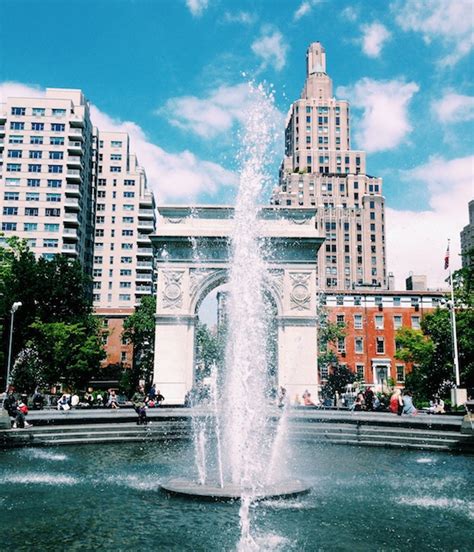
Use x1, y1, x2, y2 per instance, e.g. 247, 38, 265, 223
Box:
160, 85, 310, 545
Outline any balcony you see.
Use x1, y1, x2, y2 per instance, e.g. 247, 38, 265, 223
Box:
135, 285, 152, 293
66, 169, 81, 182
65, 183, 80, 196
137, 247, 153, 256
68, 128, 83, 139
0, 125, 5, 135
138, 220, 154, 229
137, 261, 153, 268
64, 213, 79, 225
137, 233, 152, 242
136, 273, 152, 282
69, 116, 84, 127
68, 141, 83, 153
138, 209, 155, 219
65, 197, 80, 210
61, 243, 77, 253
67, 156, 82, 167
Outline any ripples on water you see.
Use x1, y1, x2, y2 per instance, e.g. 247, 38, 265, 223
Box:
0, 442, 473, 551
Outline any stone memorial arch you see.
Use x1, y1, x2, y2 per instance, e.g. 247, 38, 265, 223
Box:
150, 206, 324, 405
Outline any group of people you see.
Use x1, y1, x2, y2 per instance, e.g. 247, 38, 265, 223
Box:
3, 391, 32, 429
389, 389, 417, 416
131, 384, 165, 425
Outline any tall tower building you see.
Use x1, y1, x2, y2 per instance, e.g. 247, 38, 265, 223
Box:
271, 42, 387, 291
460, 200, 474, 269
0, 89, 95, 273
92, 131, 156, 368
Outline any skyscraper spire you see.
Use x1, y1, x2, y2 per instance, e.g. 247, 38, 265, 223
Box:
302, 42, 333, 100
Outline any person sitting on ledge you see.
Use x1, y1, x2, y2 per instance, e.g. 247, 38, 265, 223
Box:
131, 386, 148, 425
302, 390, 316, 407
107, 389, 120, 409
402, 391, 417, 416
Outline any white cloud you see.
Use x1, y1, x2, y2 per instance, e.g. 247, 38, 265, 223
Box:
341, 6, 358, 21
293, 0, 322, 21
251, 28, 288, 71
361, 22, 391, 58
337, 78, 419, 152
387, 155, 473, 289
393, 0, 473, 66
185, 0, 209, 18
0, 81, 237, 202
222, 11, 256, 25
160, 83, 284, 140
431, 91, 474, 123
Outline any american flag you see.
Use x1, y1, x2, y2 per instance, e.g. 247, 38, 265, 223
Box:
444, 242, 450, 270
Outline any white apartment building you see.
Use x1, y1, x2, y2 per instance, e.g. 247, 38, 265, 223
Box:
92, 130, 156, 310
271, 43, 387, 291
0, 88, 95, 273
92, 131, 156, 367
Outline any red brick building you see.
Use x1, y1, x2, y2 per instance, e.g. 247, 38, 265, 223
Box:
322, 290, 445, 389
96, 307, 134, 369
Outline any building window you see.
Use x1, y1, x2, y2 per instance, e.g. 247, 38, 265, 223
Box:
24, 223, 37, 231
376, 337, 385, 354
356, 364, 364, 381
123, 191, 135, 198
336, 314, 345, 324
3, 207, 18, 216
46, 193, 61, 202
9, 135, 24, 144
10, 122, 24, 130
51, 123, 65, 132
119, 294, 131, 301
354, 314, 363, 329
32, 107, 45, 116
7, 164, 21, 172
124, 179, 135, 186
44, 223, 59, 232
396, 365, 405, 383
48, 165, 63, 173
120, 269, 132, 276
24, 207, 39, 216
120, 257, 132, 264
94, 256, 103, 264
50, 137, 64, 145
393, 315, 402, 329
121, 243, 133, 250
45, 208, 60, 217
26, 192, 40, 201
110, 166, 121, 173
2, 222, 17, 231
111, 141, 122, 147
28, 164, 41, 173
30, 135, 44, 144
411, 316, 421, 329
110, 154, 122, 160
11, 107, 26, 115
375, 315, 384, 329
337, 338, 345, 352
27, 179, 40, 187
49, 151, 64, 159
8, 150, 22, 158
43, 238, 58, 248
47, 179, 62, 188
52, 108, 66, 116
355, 337, 363, 353
120, 282, 132, 288
4, 192, 19, 201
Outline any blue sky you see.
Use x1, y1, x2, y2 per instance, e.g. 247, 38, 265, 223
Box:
0, 0, 473, 287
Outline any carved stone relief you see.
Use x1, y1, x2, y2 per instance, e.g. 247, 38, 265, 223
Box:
266, 269, 284, 301
289, 272, 311, 311
162, 270, 184, 309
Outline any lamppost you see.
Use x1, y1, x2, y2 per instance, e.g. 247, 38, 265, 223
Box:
5, 301, 22, 393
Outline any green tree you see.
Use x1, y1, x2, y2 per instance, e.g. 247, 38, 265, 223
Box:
195, 321, 224, 382
22, 319, 105, 390
317, 299, 346, 386
321, 364, 356, 399
122, 295, 156, 392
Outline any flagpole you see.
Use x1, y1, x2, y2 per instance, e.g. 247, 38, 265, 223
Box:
449, 267, 461, 388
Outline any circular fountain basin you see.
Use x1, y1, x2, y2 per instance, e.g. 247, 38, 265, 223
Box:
160, 478, 311, 501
